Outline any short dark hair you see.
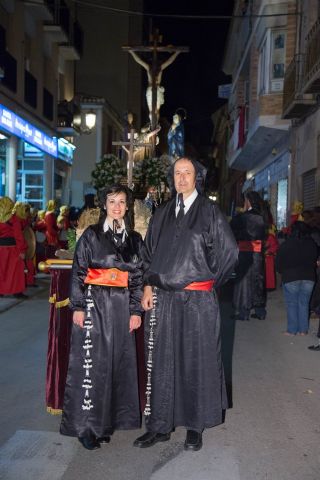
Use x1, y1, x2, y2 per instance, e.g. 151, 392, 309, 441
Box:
290, 221, 312, 239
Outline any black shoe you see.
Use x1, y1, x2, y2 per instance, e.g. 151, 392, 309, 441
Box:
78, 436, 101, 450
251, 313, 266, 320
97, 436, 110, 444
184, 430, 203, 451
28, 284, 39, 288
308, 344, 320, 351
133, 431, 170, 448
13, 293, 28, 299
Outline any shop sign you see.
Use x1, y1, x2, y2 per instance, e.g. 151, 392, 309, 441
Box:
0, 103, 58, 157
58, 138, 75, 165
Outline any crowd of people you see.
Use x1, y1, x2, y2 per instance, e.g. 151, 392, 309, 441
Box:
0, 197, 75, 298
229, 191, 320, 351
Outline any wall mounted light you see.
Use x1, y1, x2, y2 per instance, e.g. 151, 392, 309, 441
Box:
85, 111, 96, 130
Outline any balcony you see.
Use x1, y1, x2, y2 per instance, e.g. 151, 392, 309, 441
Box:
304, 19, 320, 94
227, 104, 290, 171
59, 20, 83, 60
24, 0, 55, 22
57, 99, 80, 136
283, 54, 316, 119
43, 1, 83, 59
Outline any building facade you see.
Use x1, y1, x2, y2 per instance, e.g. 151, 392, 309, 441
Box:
0, 0, 78, 208
221, 0, 295, 228
282, 0, 320, 211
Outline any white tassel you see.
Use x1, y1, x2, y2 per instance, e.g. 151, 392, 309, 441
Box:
143, 289, 158, 416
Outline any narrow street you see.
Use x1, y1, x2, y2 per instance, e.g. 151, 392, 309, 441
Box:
0, 283, 319, 480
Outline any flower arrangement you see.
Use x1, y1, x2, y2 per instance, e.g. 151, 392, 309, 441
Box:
91, 154, 126, 190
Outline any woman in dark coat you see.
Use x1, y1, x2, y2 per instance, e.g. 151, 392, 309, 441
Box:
276, 221, 317, 335
230, 191, 267, 321
60, 185, 144, 450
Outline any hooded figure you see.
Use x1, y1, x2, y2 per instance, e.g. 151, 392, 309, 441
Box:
0, 197, 27, 296
230, 190, 268, 320
134, 157, 238, 451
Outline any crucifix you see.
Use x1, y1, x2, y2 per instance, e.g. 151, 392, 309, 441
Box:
112, 128, 153, 188
123, 30, 189, 131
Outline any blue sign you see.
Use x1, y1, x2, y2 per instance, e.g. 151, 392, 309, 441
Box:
218, 84, 232, 99
58, 138, 75, 165
0, 103, 58, 157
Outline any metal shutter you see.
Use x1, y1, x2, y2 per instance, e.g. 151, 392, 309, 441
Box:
303, 170, 316, 210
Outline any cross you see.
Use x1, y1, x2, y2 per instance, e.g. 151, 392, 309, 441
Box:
123, 29, 189, 131
112, 128, 153, 188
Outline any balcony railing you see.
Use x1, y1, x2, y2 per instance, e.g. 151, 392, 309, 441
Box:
43, 0, 83, 58
282, 54, 316, 119
44, 0, 70, 36
304, 18, 320, 93
283, 54, 302, 113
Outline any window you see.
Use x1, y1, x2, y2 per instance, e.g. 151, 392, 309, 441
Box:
258, 30, 286, 94
277, 178, 288, 230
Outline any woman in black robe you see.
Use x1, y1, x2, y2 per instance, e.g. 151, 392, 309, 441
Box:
230, 191, 267, 321
60, 185, 143, 450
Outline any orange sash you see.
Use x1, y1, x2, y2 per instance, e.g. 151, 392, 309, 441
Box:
238, 240, 262, 253
84, 268, 129, 287
184, 280, 215, 291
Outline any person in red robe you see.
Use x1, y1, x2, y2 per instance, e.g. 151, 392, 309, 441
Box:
44, 200, 60, 258
57, 205, 70, 250
265, 224, 279, 290
13, 202, 37, 287
0, 197, 27, 298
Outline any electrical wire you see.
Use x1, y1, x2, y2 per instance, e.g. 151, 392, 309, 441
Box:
22, 0, 300, 20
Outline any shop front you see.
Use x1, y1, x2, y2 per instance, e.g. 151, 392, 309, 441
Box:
0, 103, 74, 207
244, 151, 290, 229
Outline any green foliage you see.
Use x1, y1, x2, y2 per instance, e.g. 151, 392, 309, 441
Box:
66, 228, 77, 252
133, 156, 170, 189
91, 154, 126, 190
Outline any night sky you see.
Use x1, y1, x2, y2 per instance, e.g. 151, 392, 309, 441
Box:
143, 0, 234, 151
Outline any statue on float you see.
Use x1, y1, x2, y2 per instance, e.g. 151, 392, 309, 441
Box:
167, 109, 186, 160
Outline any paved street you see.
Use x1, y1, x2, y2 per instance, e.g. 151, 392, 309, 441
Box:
0, 282, 319, 480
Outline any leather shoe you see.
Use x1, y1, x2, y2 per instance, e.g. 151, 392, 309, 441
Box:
97, 436, 111, 444
184, 430, 202, 451
78, 436, 101, 450
251, 313, 266, 320
133, 431, 170, 448
308, 344, 320, 351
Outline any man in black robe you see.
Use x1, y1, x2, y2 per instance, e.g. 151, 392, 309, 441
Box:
133, 157, 238, 451
230, 191, 267, 321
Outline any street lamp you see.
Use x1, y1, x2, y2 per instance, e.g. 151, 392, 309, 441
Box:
72, 110, 96, 134
85, 111, 96, 130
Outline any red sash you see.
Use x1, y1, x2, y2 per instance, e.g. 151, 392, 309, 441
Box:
238, 240, 262, 253
84, 268, 128, 287
184, 280, 215, 291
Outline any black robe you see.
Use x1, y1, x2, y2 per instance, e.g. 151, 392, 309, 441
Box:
60, 224, 143, 439
230, 209, 267, 314
142, 195, 238, 433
